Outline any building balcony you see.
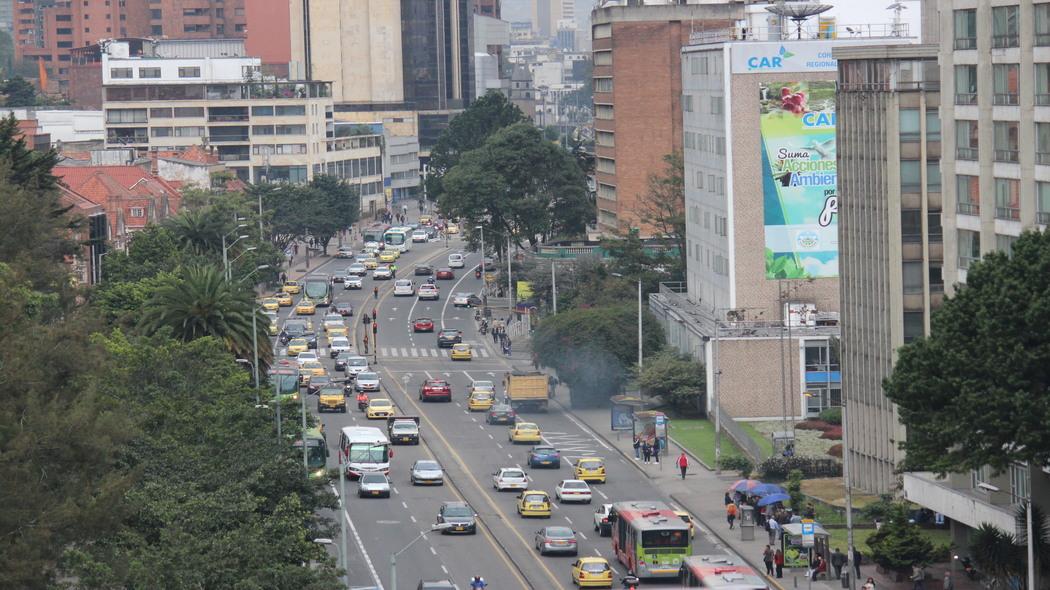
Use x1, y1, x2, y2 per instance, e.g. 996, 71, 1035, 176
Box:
955, 93, 977, 106
208, 114, 249, 123
994, 149, 1019, 163
208, 134, 249, 143
218, 153, 250, 162
953, 37, 977, 50
902, 472, 1016, 532
995, 206, 1020, 221
956, 202, 980, 216
993, 93, 1019, 106
956, 147, 979, 160
1038, 211, 1050, 225
1037, 152, 1050, 166
992, 35, 1019, 49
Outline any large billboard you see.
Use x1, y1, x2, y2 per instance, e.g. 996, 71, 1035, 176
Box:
760, 81, 838, 279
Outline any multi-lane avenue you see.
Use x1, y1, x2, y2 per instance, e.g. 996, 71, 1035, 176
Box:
268, 219, 732, 589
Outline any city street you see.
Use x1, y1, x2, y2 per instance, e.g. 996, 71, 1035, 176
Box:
270, 215, 739, 589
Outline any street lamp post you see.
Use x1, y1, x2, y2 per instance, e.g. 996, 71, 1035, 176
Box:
222, 224, 249, 279
612, 273, 644, 371
476, 225, 485, 275
338, 446, 349, 586
228, 246, 258, 280
390, 524, 453, 590
507, 235, 513, 322
551, 262, 557, 314
95, 250, 111, 284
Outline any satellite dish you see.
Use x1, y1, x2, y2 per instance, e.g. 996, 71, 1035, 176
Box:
765, 1, 834, 39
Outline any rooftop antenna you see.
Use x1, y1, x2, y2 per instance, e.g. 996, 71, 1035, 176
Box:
887, 1, 909, 36
765, 1, 833, 39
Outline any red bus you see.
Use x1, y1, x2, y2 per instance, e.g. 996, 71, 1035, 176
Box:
609, 501, 692, 579
680, 556, 769, 589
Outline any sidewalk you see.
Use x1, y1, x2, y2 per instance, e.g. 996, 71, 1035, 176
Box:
554, 398, 975, 590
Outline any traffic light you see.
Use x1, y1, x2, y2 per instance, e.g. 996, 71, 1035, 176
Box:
372, 323, 378, 335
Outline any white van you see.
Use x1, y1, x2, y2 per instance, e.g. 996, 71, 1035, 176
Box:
393, 279, 415, 297
448, 253, 465, 269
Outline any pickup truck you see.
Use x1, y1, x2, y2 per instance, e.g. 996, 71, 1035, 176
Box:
504, 368, 550, 412
387, 416, 420, 445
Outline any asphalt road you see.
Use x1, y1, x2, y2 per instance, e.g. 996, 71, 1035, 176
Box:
269, 226, 732, 589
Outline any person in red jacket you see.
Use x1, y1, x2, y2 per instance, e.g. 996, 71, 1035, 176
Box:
677, 452, 689, 479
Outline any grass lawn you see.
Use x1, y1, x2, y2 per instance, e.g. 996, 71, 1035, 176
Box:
826, 527, 952, 556
669, 419, 745, 467
740, 421, 774, 457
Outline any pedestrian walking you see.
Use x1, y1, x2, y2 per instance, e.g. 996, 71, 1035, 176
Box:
280, 272, 287, 283
492, 327, 499, 344
763, 545, 775, 576
726, 502, 738, 529
853, 548, 863, 579
724, 492, 733, 505
863, 578, 876, 590
641, 440, 652, 464
831, 548, 846, 580
676, 452, 688, 479
633, 436, 642, 460
373, 286, 379, 299
651, 438, 660, 463
294, 243, 299, 255
911, 565, 926, 590
363, 333, 370, 354
774, 549, 785, 578
505, 337, 512, 356
767, 516, 780, 544
363, 314, 371, 327
942, 572, 953, 590
372, 308, 377, 321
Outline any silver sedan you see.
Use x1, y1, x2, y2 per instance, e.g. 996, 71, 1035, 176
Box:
410, 460, 445, 486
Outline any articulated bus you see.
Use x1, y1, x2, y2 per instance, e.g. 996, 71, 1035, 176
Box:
338, 426, 391, 478
383, 227, 413, 253
679, 556, 769, 589
362, 224, 390, 244
609, 501, 693, 579
304, 277, 332, 307
295, 426, 329, 480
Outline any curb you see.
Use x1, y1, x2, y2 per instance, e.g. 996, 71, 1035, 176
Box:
548, 397, 657, 482
667, 433, 714, 472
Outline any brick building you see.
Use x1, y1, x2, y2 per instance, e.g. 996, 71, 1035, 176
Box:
13, 0, 245, 95
591, 2, 741, 237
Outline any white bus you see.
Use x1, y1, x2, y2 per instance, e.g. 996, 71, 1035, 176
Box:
338, 426, 392, 478
383, 227, 413, 253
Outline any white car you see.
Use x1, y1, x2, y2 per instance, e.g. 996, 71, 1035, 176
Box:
448, 253, 465, 268
411, 230, 429, 243
354, 254, 371, 263
363, 241, 381, 254
337, 246, 355, 259
410, 459, 445, 485
555, 479, 592, 504
372, 266, 393, 280
296, 351, 319, 367
452, 292, 472, 307
358, 473, 391, 498
492, 467, 529, 491
393, 279, 415, 296
343, 275, 363, 290
344, 355, 369, 377
355, 371, 381, 392
329, 336, 352, 357
418, 284, 439, 300
593, 503, 613, 536
346, 263, 367, 276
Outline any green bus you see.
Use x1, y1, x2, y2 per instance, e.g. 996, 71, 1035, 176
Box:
304, 277, 331, 307
609, 501, 692, 579
295, 426, 329, 480
271, 361, 300, 403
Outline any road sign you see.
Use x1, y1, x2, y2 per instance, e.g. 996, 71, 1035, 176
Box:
801, 522, 815, 547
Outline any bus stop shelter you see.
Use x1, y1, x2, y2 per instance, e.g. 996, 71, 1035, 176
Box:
780, 522, 830, 571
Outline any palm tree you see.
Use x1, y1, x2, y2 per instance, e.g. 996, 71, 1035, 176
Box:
166, 209, 225, 256
140, 265, 272, 369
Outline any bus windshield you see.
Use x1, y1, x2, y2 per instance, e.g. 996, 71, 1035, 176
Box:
305, 280, 330, 300
306, 441, 326, 469
276, 374, 299, 395
384, 230, 407, 246
349, 443, 389, 463
642, 529, 689, 548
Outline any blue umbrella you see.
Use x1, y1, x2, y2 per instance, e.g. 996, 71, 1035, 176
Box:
756, 493, 790, 507
752, 483, 787, 497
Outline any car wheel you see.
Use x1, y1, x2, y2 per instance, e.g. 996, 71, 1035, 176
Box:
594, 523, 599, 532
586, 498, 592, 504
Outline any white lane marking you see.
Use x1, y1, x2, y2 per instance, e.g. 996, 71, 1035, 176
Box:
329, 484, 384, 590
429, 546, 438, 556
562, 412, 612, 451
488, 433, 494, 439
578, 531, 587, 540
496, 443, 503, 449
439, 257, 478, 330
381, 347, 390, 356
551, 502, 560, 510
441, 565, 449, 574
401, 501, 408, 509
564, 516, 573, 524
393, 487, 400, 495
410, 348, 419, 357
424, 370, 434, 380
401, 347, 409, 357
462, 370, 475, 383
471, 417, 477, 422
596, 489, 609, 500
410, 515, 417, 523
508, 453, 513, 458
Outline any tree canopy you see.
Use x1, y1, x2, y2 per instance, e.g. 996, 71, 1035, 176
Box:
252, 175, 359, 253
635, 152, 686, 276
884, 230, 1050, 474
637, 351, 706, 414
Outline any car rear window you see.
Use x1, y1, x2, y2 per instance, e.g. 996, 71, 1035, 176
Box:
524, 494, 547, 504
360, 474, 386, 484
503, 470, 524, 478
563, 481, 588, 489
545, 527, 573, 538
582, 562, 610, 573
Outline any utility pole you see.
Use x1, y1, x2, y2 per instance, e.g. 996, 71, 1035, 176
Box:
339, 446, 349, 586
551, 262, 557, 314
507, 235, 513, 322
713, 317, 721, 474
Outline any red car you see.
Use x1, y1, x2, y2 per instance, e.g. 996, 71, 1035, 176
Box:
419, 379, 452, 402
436, 267, 455, 280
412, 317, 435, 332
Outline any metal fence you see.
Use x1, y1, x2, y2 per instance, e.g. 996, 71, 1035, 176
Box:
715, 398, 770, 465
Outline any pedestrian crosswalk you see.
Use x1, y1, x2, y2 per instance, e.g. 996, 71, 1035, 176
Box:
378, 346, 491, 358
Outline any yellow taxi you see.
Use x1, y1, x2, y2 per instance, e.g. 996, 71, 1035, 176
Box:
516, 490, 552, 518
264, 313, 280, 335
419, 214, 433, 225
327, 324, 349, 338
673, 510, 696, 539
379, 250, 399, 263
450, 343, 472, 361
299, 360, 326, 384
282, 280, 301, 294
275, 292, 293, 306
287, 338, 309, 356
573, 458, 607, 484
571, 557, 614, 588
260, 297, 280, 312
323, 316, 347, 336
467, 390, 495, 412
366, 398, 395, 420
296, 299, 317, 315
509, 422, 542, 444
446, 222, 459, 234
363, 257, 379, 270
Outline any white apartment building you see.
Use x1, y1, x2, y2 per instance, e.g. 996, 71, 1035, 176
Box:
100, 41, 384, 211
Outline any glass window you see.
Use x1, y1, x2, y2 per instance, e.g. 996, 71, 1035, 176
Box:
926, 110, 941, 142
956, 120, 978, 160
929, 264, 944, 292
1037, 64, 1050, 106
956, 175, 980, 215
900, 109, 921, 142
275, 105, 306, 116
903, 261, 924, 294
138, 67, 161, 79
959, 229, 981, 269
955, 65, 978, 105
106, 108, 147, 123
1038, 4, 1050, 46
928, 211, 943, 242
110, 67, 132, 79
1037, 182, 1050, 224
173, 126, 204, 137
996, 234, 1018, 256
900, 160, 922, 192
901, 209, 923, 243
150, 127, 172, 137
992, 5, 1019, 48
994, 121, 1019, 162
954, 9, 977, 49
995, 178, 1020, 220
251, 106, 274, 116
252, 125, 275, 135
173, 106, 204, 118
927, 161, 941, 191
993, 64, 1019, 105
178, 66, 201, 78
903, 311, 925, 342
149, 107, 172, 118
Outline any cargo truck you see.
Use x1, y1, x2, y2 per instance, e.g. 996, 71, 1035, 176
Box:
504, 368, 550, 412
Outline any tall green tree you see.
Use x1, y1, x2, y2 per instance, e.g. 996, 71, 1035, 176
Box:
307, 174, 360, 252
884, 230, 1050, 473
441, 122, 593, 251
1, 76, 39, 107
636, 351, 706, 414
865, 503, 935, 571
426, 92, 527, 201
140, 265, 272, 368
635, 152, 686, 275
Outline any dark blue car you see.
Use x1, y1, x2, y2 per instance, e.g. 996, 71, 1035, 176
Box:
527, 445, 561, 468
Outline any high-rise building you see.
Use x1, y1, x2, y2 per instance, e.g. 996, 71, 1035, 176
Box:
474, 0, 500, 19
401, 0, 475, 111
140, 0, 246, 38
835, 43, 943, 494
591, 2, 741, 236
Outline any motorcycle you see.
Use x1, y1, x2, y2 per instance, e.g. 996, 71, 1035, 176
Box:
357, 396, 369, 411
621, 574, 640, 590
475, 267, 482, 279
479, 320, 488, 335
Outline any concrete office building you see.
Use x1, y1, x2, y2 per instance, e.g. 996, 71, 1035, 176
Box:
591, 1, 741, 236
835, 44, 943, 494
99, 41, 384, 211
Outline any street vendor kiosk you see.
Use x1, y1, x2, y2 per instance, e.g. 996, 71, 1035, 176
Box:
780, 521, 831, 576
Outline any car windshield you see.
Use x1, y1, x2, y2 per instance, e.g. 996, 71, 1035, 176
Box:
348, 444, 389, 463
545, 527, 573, 538
333, 338, 348, 346
428, 381, 448, 387
360, 474, 386, 484
359, 372, 378, 381
502, 470, 524, 479
474, 381, 493, 389
369, 399, 390, 407
580, 460, 604, 468
416, 461, 440, 470
290, 338, 307, 346
392, 423, 415, 431
582, 562, 610, 573
348, 358, 367, 367
319, 387, 342, 396
524, 493, 547, 504
563, 481, 587, 489
444, 505, 472, 517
